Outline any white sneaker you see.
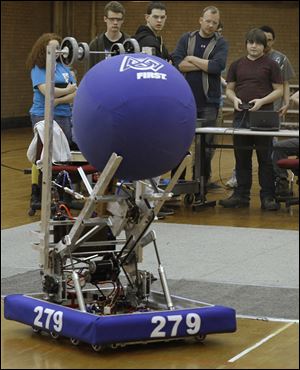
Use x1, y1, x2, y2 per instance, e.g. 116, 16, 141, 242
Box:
226, 170, 237, 188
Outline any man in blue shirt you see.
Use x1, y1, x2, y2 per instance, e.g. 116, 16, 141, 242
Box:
172, 6, 228, 197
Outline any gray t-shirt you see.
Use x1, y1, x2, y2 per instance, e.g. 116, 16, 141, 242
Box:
267, 49, 296, 111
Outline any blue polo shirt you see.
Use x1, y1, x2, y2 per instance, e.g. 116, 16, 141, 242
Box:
29, 63, 75, 117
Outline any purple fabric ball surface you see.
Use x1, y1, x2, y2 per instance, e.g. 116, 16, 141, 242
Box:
73, 53, 196, 180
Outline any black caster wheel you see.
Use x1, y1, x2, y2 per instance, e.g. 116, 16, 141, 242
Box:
184, 194, 195, 206
50, 331, 60, 339
32, 326, 41, 334
91, 344, 102, 352
194, 334, 206, 342
70, 337, 80, 346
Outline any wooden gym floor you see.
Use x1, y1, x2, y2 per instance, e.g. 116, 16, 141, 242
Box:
1, 127, 299, 369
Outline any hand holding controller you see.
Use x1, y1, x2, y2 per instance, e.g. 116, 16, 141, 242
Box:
238, 102, 254, 110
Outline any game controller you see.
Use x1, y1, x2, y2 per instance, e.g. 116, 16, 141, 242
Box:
238, 102, 254, 110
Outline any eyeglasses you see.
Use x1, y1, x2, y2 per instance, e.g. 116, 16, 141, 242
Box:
106, 17, 124, 22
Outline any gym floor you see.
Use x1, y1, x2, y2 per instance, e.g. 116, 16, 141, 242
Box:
1, 127, 299, 369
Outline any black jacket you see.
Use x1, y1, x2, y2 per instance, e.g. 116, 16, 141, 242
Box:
88, 31, 130, 69
134, 25, 171, 61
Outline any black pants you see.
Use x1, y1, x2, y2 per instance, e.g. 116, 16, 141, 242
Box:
196, 106, 219, 182
233, 135, 276, 201
171, 105, 218, 182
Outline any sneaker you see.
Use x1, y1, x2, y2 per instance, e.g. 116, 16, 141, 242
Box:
275, 178, 292, 197
261, 197, 280, 211
226, 170, 237, 188
219, 194, 249, 208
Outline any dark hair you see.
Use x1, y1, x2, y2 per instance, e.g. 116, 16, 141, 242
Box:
218, 22, 223, 30
146, 1, 166, 15
104, 1, 125, 17
26, 33, 62, 70
259, 25, 275, 40
245, 28, 267, 48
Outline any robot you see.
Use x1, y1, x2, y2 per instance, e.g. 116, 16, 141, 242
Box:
4, 39, 236, 351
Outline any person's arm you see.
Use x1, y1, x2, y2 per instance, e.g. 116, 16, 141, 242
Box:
38, 83, 77, 98
249, 83, 283, 112
278, 81, 291, 116
221, 76, 227, 88
180, 40, 228, 74
178, 59, 200, 72
172, 34, 196, 72
183, 56, 209, 72
54, 91, 76, 106
226, 82, 243, 111
290, 90, 299, 107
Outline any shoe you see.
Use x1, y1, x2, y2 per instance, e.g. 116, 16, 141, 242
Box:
261, 197, 280, 211
275, 178, 292, 197
226, 171, 238, 188
219, 194, 249, 208
30, 184, 41, 210
157, 206, 175, 217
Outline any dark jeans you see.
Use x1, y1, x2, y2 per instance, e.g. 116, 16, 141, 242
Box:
30, 114, 73, 145
233, 135, 276, 201
196, 105, 219, 181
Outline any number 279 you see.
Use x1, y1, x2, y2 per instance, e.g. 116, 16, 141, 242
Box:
33, 306, 63, 332
150, 313, 201, 338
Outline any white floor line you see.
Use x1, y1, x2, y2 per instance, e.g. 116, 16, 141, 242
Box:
236, 314, 299, 323
228, 322, 294, 363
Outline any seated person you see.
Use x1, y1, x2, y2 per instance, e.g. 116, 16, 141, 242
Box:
272, 91, 299, 196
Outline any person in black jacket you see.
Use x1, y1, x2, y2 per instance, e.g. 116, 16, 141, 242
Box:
134, 1, 172, 62
173, 6, 228, 197
88, 1, 130, 69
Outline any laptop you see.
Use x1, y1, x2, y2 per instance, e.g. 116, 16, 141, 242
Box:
249, 111, 280, 131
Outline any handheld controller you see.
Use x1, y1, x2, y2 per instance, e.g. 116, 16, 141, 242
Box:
238, 102, 254, 110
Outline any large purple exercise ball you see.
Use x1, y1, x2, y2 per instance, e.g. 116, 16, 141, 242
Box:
72, 53, 196, 181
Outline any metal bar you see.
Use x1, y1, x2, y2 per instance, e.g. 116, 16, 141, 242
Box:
56, 153, 122, 256
39, 41, 56, 275
153, 154, 191, 215
77, 166, 93, 195
74, 225, 103, 246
